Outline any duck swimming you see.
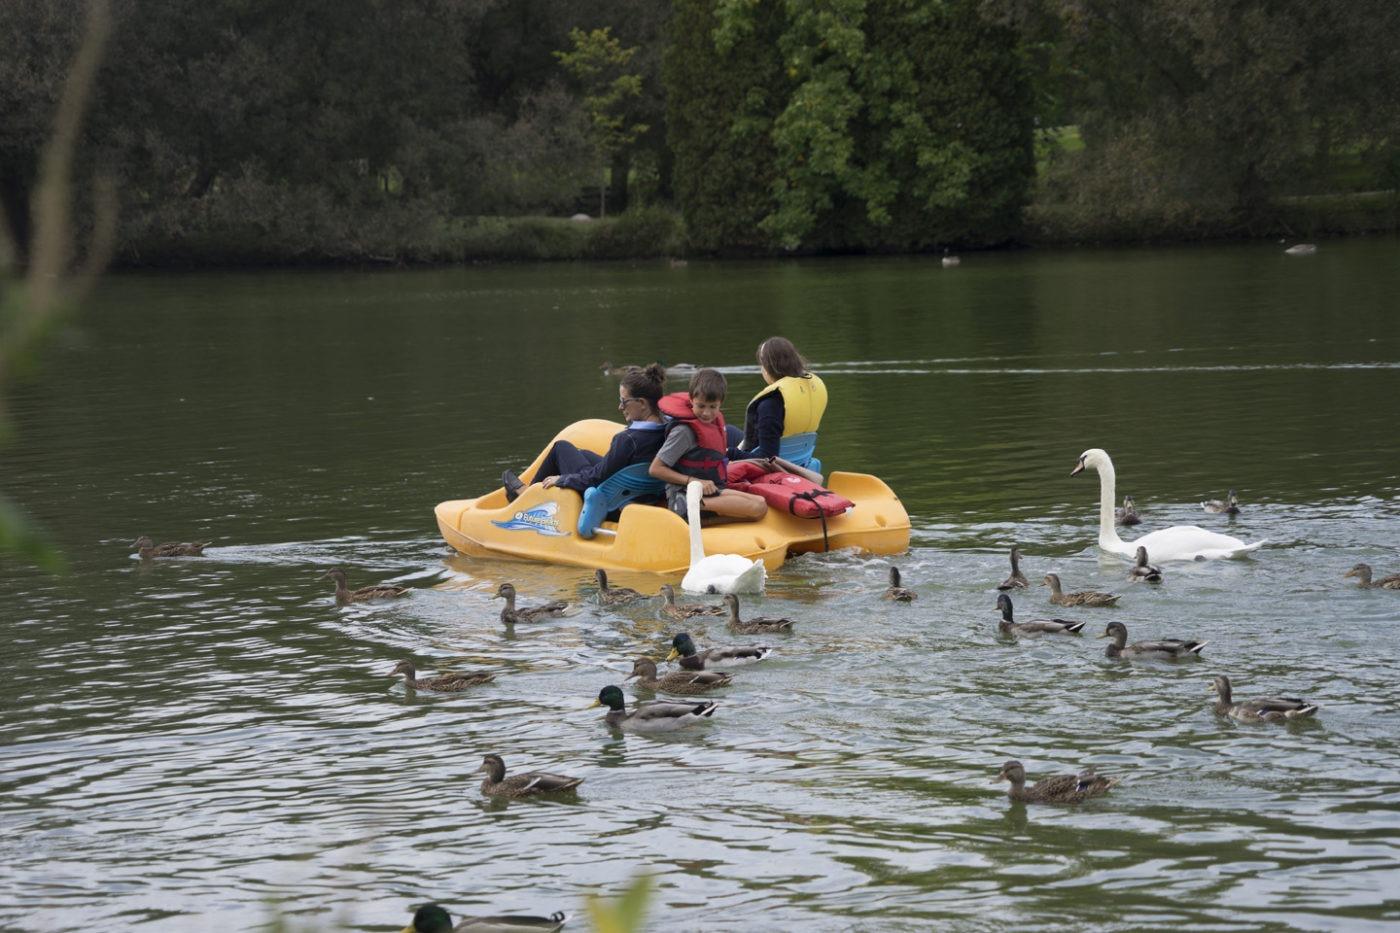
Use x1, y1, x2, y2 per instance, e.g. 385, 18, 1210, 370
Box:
667, 632, 773, 670
883, 566, 917, 601
722, 593, 795, 633
1344, 563, 1400, 589
1210, 675, 1318, 722
132, 536, 209, 559
595, 569, 646, 606
626, 657, 731, 695
403, 902, 568, 932
389, 660, 494, 692
476, 754, 582, 799
994, 594, 1085, 637
1099, 621, 1206, 660
659, 584, 725, 620
1202, 490, 1241, 515
1115, 496, 1142, 526
590, 684, 717, 731
996, 546, 1029, 590
1128, 546, 1163, 584
993, 760, 1116, 803
494, 583, 569, 624
1041, 573, 1119, 608
322, 568, 408, 605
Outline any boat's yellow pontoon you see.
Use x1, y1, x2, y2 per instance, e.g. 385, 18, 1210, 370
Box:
435, 420, 910, 574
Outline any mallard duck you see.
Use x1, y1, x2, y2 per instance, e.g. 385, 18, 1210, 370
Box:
1099, 620, 1205, 660
1344, 563, 1400, 589
1128, 546, 1163, 584
389, 660, 494, 692
996, 546, 1029, 590
667, 632, 772, 670
1115, 495, 1142, 526
1210, 675, 1318, 722
994, 593, 1084, 636
590, 684, 717, 731
476, 754, 582, 799
883, 566, 917, 601
595, 569, 647, 606
659, 584, 725, 620
132, 535, 209, 559
403, 902, 567, 933
322, 568, 408, 605
1041, 573, 1119, 607
626, 657, 731, 695
993, 760, 1116, 803
1202, 490, 1241, 515
494, 583, 569, 624
723, 593, 794, 633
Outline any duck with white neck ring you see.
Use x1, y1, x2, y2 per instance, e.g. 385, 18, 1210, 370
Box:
1070, 449, 1265, 560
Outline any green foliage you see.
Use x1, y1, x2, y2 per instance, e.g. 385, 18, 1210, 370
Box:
555, 28, 651, 162
586, 874, 654, 933
1, 0, 114, 572
666, 0, 1034, 253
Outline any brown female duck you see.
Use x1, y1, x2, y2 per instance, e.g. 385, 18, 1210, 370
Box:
993, 760, 1117, 803
626, 657, 731, 695
1344, 563, 1400, 589
723, 593, 795, 634
996, 546, 1029, 590
476, 754, 582, 798
659, 584, 725, 620
494, 583, 569, 624
1128, 546, 1163, 584
1201, 490, 1241, 515
1041, 573, 1119, 608
1115, 495, 1142, 526
883, 566, 917, 601
323, 568, 408, 604
595, 569, 647, 606
133, 536, 209, 559
389, 660, 494, 692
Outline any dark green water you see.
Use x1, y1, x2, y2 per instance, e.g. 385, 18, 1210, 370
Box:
3, 239, 1399, 931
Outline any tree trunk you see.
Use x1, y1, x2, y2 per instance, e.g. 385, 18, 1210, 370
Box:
0, 163, 35, 263
609, 151, 631, 214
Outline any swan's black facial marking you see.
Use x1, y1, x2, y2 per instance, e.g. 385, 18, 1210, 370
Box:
1070, 455, 1086, 477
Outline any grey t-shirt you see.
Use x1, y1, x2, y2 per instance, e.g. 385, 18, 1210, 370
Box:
658, 424, 698, 512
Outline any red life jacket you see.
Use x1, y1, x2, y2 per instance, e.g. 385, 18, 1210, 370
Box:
659, 392, 729, 486
725, 461, 853, 519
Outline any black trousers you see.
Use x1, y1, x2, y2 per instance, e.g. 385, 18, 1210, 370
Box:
533, 440, 601, 479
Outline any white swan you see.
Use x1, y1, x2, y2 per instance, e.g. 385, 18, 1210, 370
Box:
680, 481, 766, 594
1071, 449, 1265, 561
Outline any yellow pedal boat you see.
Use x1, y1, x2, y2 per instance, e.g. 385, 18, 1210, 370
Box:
435, 419, 910, 574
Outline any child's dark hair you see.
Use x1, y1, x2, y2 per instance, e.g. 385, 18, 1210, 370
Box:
688, 368, 727, 401
620, 363, 666, 414
757, 336, 808, 379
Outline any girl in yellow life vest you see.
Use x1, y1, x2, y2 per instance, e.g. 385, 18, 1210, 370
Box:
729, 336, 828, 463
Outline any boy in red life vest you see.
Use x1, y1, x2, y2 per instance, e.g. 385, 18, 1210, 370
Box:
649, 369, 768, 523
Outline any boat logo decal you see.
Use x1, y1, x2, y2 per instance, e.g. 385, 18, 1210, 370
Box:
492, 501, 570, 537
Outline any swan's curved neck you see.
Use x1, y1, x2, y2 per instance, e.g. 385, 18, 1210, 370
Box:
1093, 461, 1124, 548
686, 481, 706, 566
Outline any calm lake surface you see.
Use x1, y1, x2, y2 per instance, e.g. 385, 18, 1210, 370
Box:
4, 239, 1400, 931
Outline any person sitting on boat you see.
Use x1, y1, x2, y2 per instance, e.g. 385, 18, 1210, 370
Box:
650, 368, 767, 523
502, 364, 668, 502
728, 336, 827, 465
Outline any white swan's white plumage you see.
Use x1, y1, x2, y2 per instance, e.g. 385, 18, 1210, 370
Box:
1071, 449, 1266, 561
680, 481, 766, 594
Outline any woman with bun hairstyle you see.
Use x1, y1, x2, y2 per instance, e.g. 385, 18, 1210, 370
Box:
502, 364, 668, 501
729, 337, 827, 464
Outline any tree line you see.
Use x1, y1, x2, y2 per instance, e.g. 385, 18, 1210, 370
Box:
2, 0, 1396, 264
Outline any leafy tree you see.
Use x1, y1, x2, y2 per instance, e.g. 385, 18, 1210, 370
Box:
554, 27, 649, 215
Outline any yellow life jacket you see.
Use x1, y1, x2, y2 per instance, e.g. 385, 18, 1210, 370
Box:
747, 374, 827, 437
